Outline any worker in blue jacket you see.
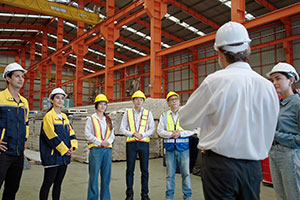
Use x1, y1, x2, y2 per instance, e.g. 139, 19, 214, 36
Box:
0, 62, 29, 200
157, 92, 194, 200
39, 88, 78, 200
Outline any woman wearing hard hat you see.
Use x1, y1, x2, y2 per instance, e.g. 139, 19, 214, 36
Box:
85, 94, 115, 200
39, 88, 78, 200
267, 62, 300, 200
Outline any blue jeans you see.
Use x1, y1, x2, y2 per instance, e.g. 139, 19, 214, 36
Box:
126, 141, 149, 197
88, 148, 112, 200
269, 144, 300, 200
165, 149, 192, 200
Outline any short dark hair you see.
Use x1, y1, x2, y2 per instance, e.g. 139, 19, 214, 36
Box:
219, 45, 251, 63
5, 71, 14, 85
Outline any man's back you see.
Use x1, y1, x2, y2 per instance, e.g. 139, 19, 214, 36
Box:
180, 62, 279, 160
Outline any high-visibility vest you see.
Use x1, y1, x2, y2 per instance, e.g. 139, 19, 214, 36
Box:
126, 109, 150, 143
163, 111, 189, 151
88, 116, 112, 149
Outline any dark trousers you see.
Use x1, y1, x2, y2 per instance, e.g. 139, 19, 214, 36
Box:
0, 153, 24, 200
126, 141, 149, 197
200, 150, 262, 200
39, 165, 68, 200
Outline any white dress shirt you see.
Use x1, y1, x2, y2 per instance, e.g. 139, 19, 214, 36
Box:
179, 62, 279, 160
120, 107, 155, 138
157, 110, 195, 138
85, 113, 115, 146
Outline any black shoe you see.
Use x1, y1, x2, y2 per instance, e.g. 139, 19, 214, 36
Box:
141, 195, 150, 200
125, 196, 133, 200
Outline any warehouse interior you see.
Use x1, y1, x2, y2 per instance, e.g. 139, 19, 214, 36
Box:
0, 0, 300, 199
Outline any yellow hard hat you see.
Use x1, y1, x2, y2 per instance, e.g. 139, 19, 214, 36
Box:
166, 91, 179, 101
94, 94, 108, 103
132, 90, 146, 100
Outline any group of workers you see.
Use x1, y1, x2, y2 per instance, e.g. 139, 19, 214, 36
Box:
0, 21, 299, 200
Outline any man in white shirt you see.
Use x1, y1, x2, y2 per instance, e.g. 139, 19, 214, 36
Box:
179, 22, 279, 200
120, 90, 155, 200
157, 91, 194, 200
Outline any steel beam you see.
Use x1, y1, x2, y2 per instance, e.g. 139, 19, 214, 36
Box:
103, 0, 119, 101
157, 2, 300, 57
231, 0, 245, 23
73, 0, 87, 107
162, 33, 300, 72
29, 40, 35, 110
168, 0, 219, 29
52, 18, 65, 87
119, 36, 150, 53
0, 24, 45, 30
145, 0, 167, 98
39, 29, 48, 110
20, 49, 26, 95
191, 47, 199, 90
115, 9, 147, 29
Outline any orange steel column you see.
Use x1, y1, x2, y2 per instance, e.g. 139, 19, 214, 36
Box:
191, 47, 199, 90
139, 63, 145, 92
20, 49, 26, 95
15, 52, 19, 63
101, 0, 119, 101
284, 20, 293, 65
73, 0, 88, 106
231, 0, 245, 23
40, 29, 48, 110
120, 69, 125, 101
29, 40, 35, 110
162, 56, 168, 97
52, 18, 66, 87
145, 0, 167, 98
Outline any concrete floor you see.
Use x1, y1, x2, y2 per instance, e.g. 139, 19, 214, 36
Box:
0, 158, 276, 200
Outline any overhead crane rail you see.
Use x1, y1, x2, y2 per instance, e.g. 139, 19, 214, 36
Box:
0, 0, 104, 25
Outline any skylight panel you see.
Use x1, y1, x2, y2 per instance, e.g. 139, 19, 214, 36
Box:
218, 0, 256, 20
0, 29, 39, 32
165, 13, 205, 36
0, 13, 53, 19
0, 39, 23, 42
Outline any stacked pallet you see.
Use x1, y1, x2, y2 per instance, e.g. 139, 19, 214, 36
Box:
69, 116, 89, 163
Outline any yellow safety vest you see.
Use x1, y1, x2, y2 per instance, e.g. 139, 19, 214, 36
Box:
126, 109, 150, 143
165, 111, 184, 131
88, 116, 112, 149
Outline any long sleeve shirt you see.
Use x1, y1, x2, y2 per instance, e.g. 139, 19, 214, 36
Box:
85, 113, 115, 146
179, 62, 279, 160
157, 110, 195, 138
119, 107, 155, 138
274, 94, 300, 149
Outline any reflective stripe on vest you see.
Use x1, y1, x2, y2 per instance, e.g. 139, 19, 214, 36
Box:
88, 116, 112, 149
164, 111, 189, 151
126, 109, 150, 143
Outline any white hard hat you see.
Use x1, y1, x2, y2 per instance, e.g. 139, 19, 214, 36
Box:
3, 62, 27, 78
214, 21, 251, 53
49, 88, 67, 99
266, 62, 299, 82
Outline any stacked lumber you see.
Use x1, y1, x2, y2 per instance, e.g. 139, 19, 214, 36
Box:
26, 98, 169, 163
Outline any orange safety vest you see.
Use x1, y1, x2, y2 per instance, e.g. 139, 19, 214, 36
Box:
126, 109, 150, 143
88, 116, 112, 149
